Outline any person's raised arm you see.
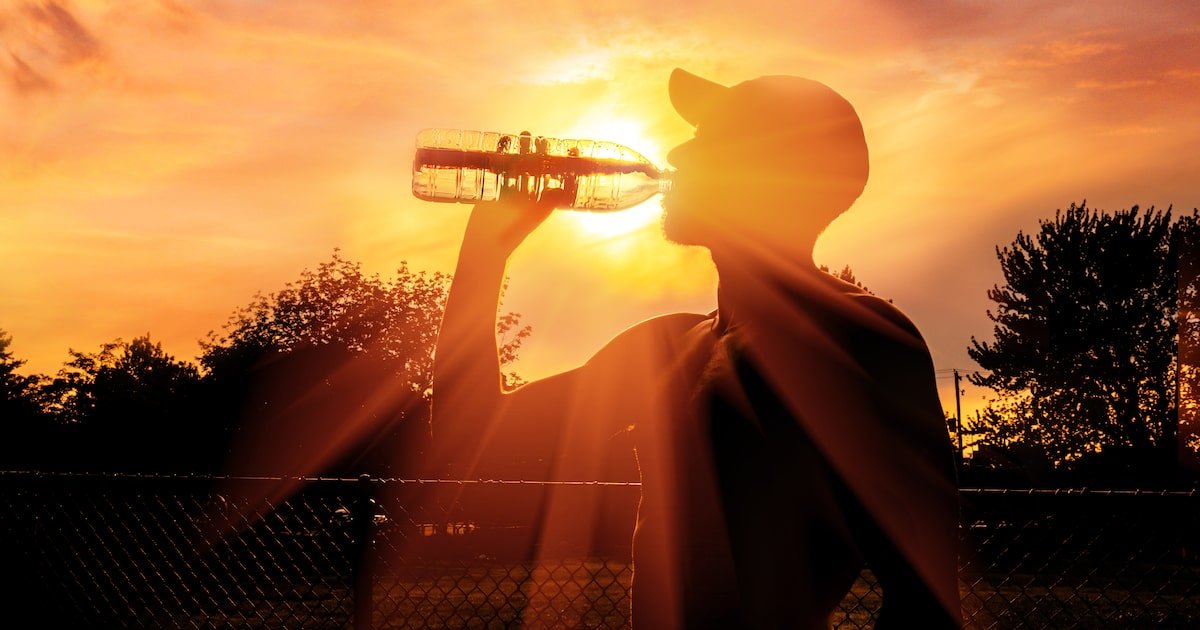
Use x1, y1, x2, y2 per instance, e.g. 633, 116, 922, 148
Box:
431, 197, 555, 477
431, 194, 707, 482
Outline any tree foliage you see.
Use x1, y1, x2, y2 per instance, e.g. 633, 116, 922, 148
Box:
1178, 214, 1200, 470
198, 251, 530, 476
968, 202, 1197, 476
1, 253, 530, 475
0, 330, 50, 469
820, 264, 876, 296
0, 330, 43, 422
46, 336, 202, 425
201, 250, 528, 394
34, 335, 206, 471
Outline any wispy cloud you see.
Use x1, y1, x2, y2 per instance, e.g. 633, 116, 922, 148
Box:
1, 1, 108, 97
1075, 78, 1158, 91
1006, 37, 1124, 69
6, 52, 55, 94
24, 1, 103, 64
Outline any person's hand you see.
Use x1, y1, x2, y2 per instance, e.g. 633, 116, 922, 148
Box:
461, 190, 563, 258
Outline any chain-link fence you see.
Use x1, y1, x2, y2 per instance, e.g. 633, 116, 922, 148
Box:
959, 488, 1200, 628
1, 471, 1197, 628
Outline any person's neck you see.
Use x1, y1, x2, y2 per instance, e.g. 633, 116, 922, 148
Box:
710, 241, 819, 334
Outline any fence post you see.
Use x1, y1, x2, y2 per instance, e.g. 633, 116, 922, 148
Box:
353, 473, 374, 630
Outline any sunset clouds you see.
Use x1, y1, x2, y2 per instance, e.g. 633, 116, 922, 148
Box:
3, 1, 1198, 415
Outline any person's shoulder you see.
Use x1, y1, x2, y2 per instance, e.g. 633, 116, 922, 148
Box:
836, 294, 938, 386
585, 311, 712, 367
847, 292, 923, 340
813, 270, 917, 338
612, 311, 712, 344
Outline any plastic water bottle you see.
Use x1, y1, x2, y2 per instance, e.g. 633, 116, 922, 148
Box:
412, 128, 671, 211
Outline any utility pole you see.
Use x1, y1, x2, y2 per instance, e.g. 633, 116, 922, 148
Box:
954, 369, 965, 465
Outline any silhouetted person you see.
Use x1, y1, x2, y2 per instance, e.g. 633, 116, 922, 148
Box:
431, 68, 961, 628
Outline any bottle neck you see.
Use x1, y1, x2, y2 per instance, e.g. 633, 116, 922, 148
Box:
657, 170, 674, 195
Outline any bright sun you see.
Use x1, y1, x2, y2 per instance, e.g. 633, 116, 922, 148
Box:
571, 198, 663, 239
562, 115, 666, 240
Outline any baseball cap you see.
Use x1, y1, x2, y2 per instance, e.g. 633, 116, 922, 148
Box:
668, 68, 869, 196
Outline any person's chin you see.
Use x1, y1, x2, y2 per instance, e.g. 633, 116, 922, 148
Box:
660, 204, 701, 247
661, 191, 722, 247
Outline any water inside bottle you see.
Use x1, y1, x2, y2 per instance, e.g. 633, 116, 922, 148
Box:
412, 129, 667, 211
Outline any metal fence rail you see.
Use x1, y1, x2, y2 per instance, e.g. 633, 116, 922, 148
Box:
0, 472, 1197, 628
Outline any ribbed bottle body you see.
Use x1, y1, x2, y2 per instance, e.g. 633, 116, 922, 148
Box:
412, 129, 668, 211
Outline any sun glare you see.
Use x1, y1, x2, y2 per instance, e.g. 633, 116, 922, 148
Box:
568, 117, 662, 161
563, 115, 665, 239
569, 198, 662, 240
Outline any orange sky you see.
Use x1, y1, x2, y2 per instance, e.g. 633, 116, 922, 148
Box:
3, 0, 1199, 420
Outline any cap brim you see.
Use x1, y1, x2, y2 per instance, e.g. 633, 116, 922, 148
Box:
669, 68, 729, 128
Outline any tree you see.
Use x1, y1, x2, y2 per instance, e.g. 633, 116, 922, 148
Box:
40, 335, 204, 471
968, 202, 1195, 479
820, 263, 875, 295
0, 330, 50, 468
199, 251, 530, 476
1178, 214, 1200, 470
202, 251, 528, 390
48, 336, 200, 422
0, 329, 43, 420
